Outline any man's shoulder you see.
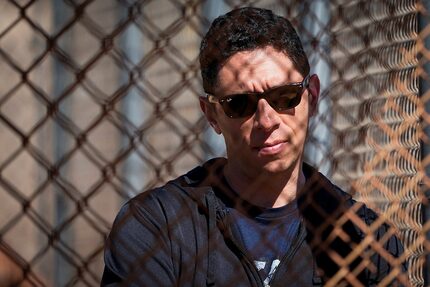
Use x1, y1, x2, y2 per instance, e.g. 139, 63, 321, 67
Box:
125, 157, 227, 210
300, 162, 380, 222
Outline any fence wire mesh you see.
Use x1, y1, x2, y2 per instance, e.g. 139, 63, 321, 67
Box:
0, 0, 428, 286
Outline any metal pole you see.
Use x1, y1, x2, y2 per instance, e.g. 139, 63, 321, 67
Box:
120, 5, 146, 197
302, 0, 332, 177
418, 1, 430, 284
201, 0, 228, 159
52, 0, 73, 285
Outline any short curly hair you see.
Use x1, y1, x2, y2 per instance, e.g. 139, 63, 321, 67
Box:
199, 7, 310, 93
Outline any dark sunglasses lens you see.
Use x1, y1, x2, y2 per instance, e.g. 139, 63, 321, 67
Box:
268, 86, 302, 110
222, 94, 257, 118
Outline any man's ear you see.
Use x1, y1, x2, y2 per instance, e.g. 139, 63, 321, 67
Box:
199, 97, 222, 134
307, 74, 320, 116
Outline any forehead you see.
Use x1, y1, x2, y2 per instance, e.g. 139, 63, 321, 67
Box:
216, 47, 301, 94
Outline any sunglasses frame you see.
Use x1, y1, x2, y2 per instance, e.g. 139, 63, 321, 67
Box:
206, 75, 310, 118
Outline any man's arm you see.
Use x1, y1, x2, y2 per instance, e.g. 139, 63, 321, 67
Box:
101, 194, 176, 287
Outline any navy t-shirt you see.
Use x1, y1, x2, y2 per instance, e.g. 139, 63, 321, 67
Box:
228, 200, 301, 284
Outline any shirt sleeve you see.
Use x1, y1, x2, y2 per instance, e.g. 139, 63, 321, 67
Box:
367, 218, 409, 286
101, 194, 176, 287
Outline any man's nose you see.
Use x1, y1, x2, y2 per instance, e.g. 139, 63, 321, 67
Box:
254, 99, 281, 131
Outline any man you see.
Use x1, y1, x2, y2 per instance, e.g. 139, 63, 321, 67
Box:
101, 7, 408, 286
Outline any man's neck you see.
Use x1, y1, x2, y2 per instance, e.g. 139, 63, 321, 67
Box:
223, 161, 306, 208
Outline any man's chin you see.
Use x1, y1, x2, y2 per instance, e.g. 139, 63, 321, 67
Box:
258, 158, 297, 175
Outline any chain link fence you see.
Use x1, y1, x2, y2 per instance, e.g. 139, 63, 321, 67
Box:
0, 0, 428, 286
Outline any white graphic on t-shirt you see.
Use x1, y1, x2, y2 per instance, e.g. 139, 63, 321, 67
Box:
254, 260, 266, 271
254, 259, 280, 287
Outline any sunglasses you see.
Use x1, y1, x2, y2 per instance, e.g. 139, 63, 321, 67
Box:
206, 75, 310, 119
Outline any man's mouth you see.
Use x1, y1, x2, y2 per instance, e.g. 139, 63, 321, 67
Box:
253, 141, 287, 156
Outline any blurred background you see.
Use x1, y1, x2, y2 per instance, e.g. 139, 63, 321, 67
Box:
0, 0, 428, 286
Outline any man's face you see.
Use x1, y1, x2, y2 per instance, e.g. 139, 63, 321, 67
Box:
201, 47, 319, 178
